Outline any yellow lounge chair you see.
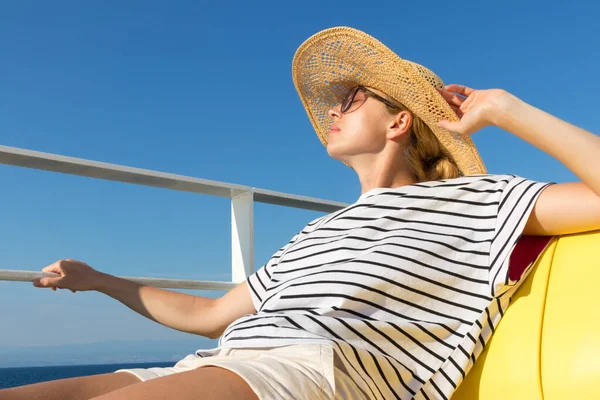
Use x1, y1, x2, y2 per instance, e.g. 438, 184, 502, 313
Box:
452, 230, 600, 399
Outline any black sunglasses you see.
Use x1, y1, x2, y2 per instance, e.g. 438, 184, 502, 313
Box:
340, 86, 400, 113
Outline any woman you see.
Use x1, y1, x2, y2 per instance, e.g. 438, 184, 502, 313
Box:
2, 27, 599, 400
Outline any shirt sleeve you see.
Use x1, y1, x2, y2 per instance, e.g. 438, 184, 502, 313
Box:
489, 176, 554, 297
246, 214, 329, 311
246, 259, 279, 312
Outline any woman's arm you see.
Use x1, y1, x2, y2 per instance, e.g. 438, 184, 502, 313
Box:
34, 259, 256, 339
494, 93, 600, 236
495, 93, 600, 195
95, 274, 256, 339
438, 86, 600, 236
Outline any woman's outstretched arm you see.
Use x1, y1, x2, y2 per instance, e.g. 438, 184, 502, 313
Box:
33, 259, 256, 339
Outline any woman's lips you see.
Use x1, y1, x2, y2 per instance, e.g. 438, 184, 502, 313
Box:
329, 125, 340, 134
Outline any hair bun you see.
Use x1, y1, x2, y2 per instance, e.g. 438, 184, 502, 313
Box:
427, 157, 460, 181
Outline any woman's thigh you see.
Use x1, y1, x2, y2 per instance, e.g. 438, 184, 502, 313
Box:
0, 372, 140, 400
89, 366, 258, 400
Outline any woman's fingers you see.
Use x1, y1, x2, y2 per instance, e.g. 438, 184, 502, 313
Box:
438, 86, 480, 116
437, 119, 460, 133
445, 84, 475, 97
460, 90, 481, 112
35, 262, 65, 288
42, 262, 62, 275
33, 276, 61, 288
436, 88, 464, 107
435, 89, 464, 119
449, 104, 463, 118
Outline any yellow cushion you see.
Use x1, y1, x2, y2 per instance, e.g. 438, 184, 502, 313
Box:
541, 231, 600, 400
452, 230, 600, 399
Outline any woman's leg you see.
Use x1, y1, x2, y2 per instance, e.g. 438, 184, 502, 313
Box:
89, 367, 258, 400
0, 372, 140, 400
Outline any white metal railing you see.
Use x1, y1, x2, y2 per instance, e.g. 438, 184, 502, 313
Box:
0, 145, 349, 291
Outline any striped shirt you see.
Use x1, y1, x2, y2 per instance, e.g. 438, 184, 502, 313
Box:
214, 174, 551, 399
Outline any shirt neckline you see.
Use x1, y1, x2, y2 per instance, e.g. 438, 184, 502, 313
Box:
358, 187, 396, 201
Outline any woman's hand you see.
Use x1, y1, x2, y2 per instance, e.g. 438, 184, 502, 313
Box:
436, 84, 517, 136
33, 259, 105, 292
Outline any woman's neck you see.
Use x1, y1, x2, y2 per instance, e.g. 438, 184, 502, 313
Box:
353, 155, 417, 195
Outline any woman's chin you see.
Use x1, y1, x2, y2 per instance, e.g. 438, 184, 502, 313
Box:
329, 143, 356, 159
326, 143, 346, 158
326, 147, 345, 162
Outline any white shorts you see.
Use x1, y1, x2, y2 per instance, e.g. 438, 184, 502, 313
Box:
115, 343, 368, 399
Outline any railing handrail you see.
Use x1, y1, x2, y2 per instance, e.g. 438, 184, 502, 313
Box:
0, 269, 235, 291
0, 145, 347, 213
0, 145, 350, 290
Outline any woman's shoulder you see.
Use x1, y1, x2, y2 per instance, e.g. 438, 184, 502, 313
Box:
421, 173, 520, 189
417, 174, 541, 202
353, 174, 535, 204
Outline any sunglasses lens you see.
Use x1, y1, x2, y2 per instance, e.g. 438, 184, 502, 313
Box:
341, 87, 358, 113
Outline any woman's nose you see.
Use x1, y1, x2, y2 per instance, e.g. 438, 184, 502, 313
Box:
328, 104, 341, 119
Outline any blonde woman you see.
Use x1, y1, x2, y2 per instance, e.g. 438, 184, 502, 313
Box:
3, 27, 599, 400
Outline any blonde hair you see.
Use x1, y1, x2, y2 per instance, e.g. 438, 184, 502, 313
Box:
385, 102, 461, 182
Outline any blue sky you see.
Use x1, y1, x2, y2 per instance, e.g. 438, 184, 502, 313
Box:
1, 1, 599, 365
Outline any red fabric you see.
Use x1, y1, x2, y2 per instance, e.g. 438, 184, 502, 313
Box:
508, 235, 554, 281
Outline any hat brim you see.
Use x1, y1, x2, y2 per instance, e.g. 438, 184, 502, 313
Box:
292, 26, 486, 176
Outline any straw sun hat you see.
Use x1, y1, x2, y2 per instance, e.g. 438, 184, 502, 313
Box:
292, 26, 486, 176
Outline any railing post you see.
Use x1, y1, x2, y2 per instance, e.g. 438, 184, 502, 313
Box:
231, 189, 254, 283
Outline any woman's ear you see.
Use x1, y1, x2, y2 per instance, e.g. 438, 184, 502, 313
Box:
387, 110, 412, 140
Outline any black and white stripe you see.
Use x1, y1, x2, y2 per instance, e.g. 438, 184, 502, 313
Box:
218, 174, 552, 399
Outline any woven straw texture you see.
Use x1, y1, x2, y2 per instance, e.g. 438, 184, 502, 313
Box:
292, 26, 487, 176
